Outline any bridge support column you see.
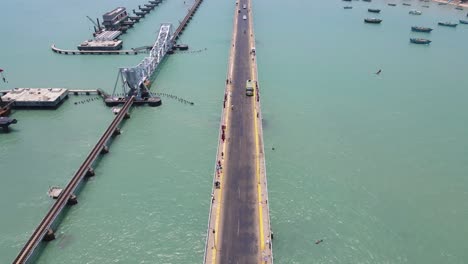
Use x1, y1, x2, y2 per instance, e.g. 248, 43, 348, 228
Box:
85, 167, 95, 177
124, 112, 131, 119
100, 145, 109, 154
112, 128, 121, 137
67, 194, 78, 205
43, 229, 55, 242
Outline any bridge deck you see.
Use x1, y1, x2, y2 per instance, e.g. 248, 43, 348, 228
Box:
13, 97, 135, 264
172, 0, 204, 42
204, 0, 272, 262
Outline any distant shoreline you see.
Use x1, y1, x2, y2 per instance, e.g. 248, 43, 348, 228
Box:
433, 0, 468, 8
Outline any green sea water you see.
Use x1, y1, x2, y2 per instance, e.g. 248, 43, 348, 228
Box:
255, 0, 468, 263
1, 0, 468, 263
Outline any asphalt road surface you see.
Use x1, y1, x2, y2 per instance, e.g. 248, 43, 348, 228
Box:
218, 0, 259, 263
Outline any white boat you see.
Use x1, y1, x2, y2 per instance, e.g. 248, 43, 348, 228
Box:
47, 186, 63, 199
112, 107, 121, 115
409, 10, 422, 15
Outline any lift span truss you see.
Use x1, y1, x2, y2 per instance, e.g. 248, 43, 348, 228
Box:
112, 23, 173, 99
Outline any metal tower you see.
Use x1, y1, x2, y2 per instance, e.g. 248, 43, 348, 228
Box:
112, 23, 173, 99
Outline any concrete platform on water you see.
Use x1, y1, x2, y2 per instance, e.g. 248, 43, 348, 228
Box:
1, 88, 68, 108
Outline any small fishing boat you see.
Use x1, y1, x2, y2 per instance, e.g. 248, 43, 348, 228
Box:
403, 3, 412, 6
438, 21, 458, 27
455, 6, 463, 10
388, 3, 397, 6
47, 186, 63, 199
344, 6, 353, 9
362, 0, 371, 2
438, 2, 447, 5
459, 19, 468, 24
342, 0, 352, 2
410, 38, 432, 44
112, 107, 122, 115
422, 5, 430, 8
409, 10, 422, 15
368, 8, 381, 13
364, 18, 382, 23
411, 26, 433, 32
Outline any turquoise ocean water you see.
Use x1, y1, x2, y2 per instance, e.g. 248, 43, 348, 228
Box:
1, 0, 468, 263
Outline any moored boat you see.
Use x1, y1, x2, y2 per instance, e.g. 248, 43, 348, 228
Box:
362, 0, 371, 2
455, 6, 463, 10
403, 3, 411, 6
411, 26, 433, 32
344, 6, 353, 9
410, 38, 431, 44
460, 19, 468, 24
409, 10, 422, 15
388, 3, 397, 6
438, 21, 458, 27
368, 8, 381, 13
364, 18, 382, 24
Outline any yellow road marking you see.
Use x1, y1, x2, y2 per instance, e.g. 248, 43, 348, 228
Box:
212, 2, 240, 262
246, 2, 266, 255
212, 89, 232, 264
253, 91, 265, 251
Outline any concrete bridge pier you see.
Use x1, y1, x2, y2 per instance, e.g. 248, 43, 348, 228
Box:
100, 145, 110, 154
112, 128, 121, 137
43, 229, 55, 242
85, 167, 95, 177
67, 194, 78, 205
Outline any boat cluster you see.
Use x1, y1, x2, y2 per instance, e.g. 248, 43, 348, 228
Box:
343, 0, 468, 45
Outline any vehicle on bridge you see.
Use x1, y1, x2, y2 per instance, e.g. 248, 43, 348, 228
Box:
243, 15, 247, 20
246, 79, 254, 96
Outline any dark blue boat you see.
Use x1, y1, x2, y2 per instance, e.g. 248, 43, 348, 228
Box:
368, 8, 381, 13
364, 18, 382, 24
0, 116, 17, 132
438, 22, 458, 27
411, 26, 433, 32
460, 20, 468, 24
410, 38, 431, 44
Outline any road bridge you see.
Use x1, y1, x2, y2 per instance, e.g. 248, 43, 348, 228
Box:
204, 0, 272, 263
